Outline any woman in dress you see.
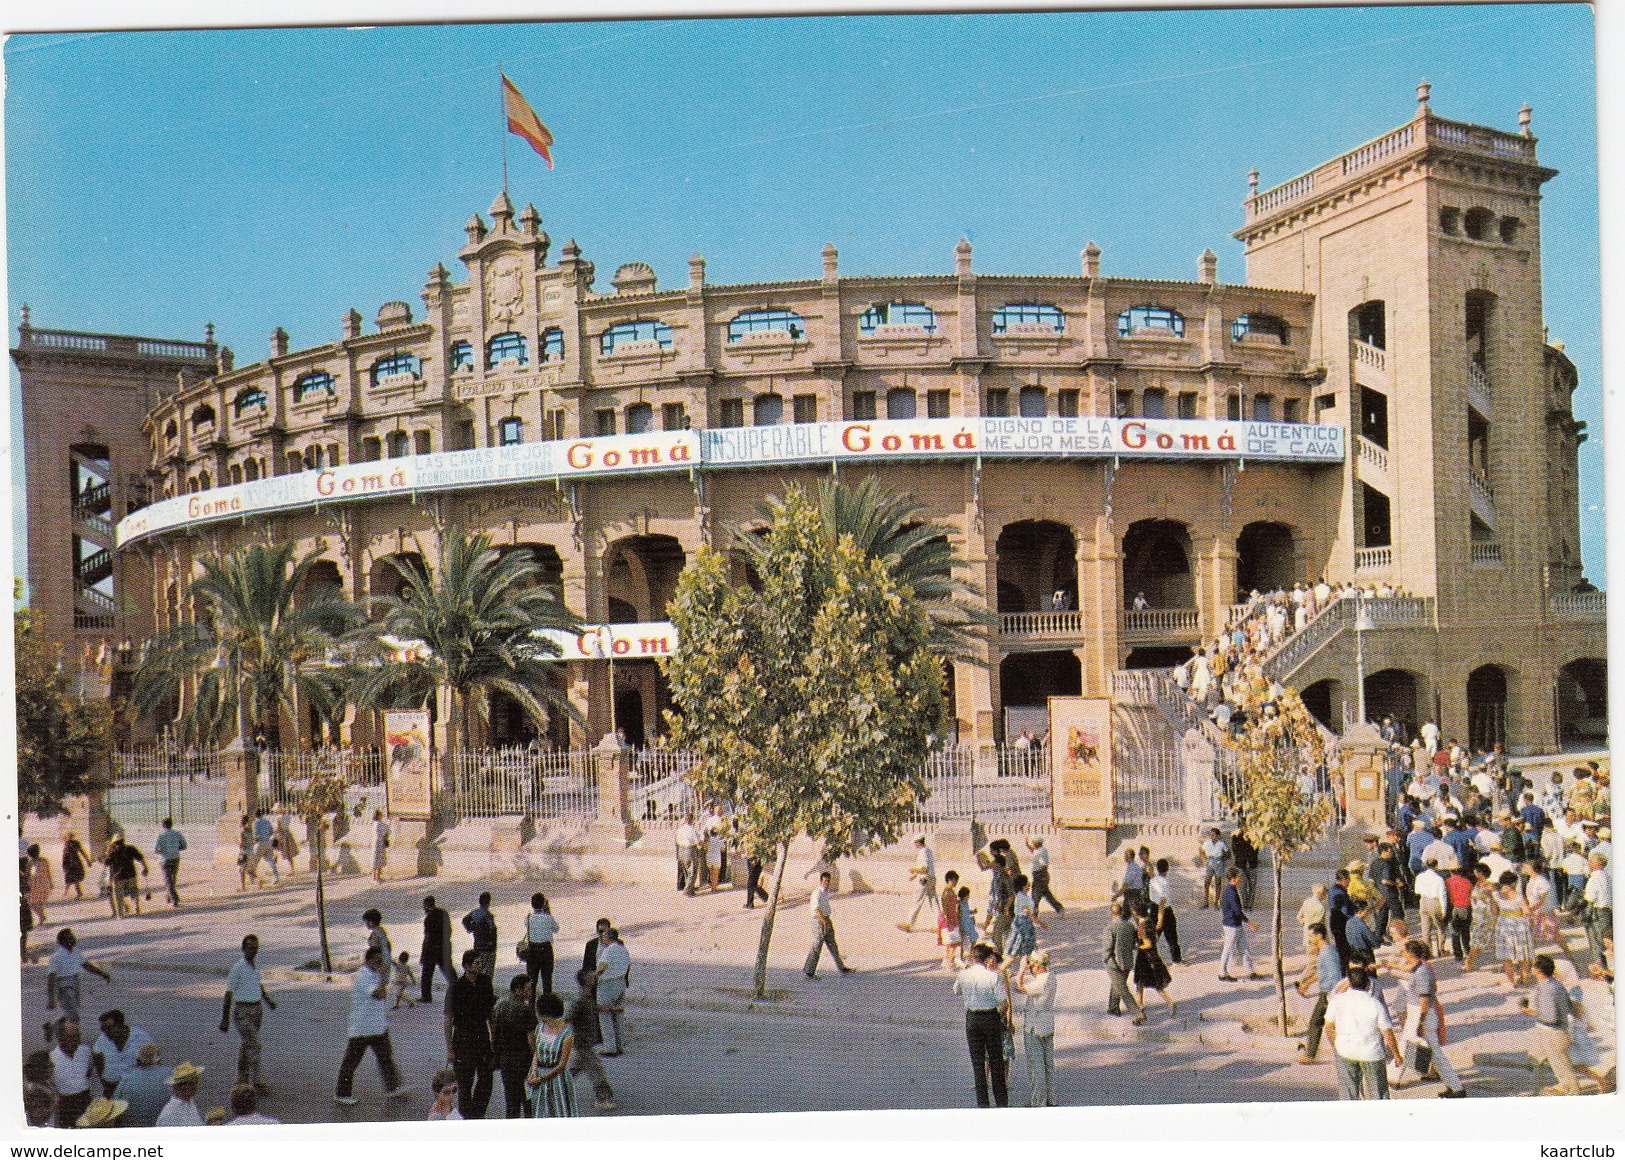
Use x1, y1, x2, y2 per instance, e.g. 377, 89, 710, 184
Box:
1003, 874, 1044, 962
526, 992, 577, 1118
524, 892, 561, 995
25, 845, 53, 926
1132, 913, 1175, 1020
1464, 863, 1499, 971
60, 834, 88, 901
937, 871, 963, 970
1494, 870, 1534, 986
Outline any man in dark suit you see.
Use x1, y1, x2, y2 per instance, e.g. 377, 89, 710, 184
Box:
419, 895, 456, 1004
1103, 900, 1144, 1023
581, 917, 612, 976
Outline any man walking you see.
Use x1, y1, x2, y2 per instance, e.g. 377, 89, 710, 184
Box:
1103, 900, 1144, 1023
899, 836, 937, 932
334, 946, 407, 1105
444, 949, 496, 1118
1218, 868, 1263, 981
252, 809, 279, 884
105, 836, 147, 917
419, 895, 456, 1003
1519, 954, 1580, 1095
952, 942, 1010, 1107
1325, 963, 1402, 1100
1199, 828, 1228, 908
676, 812, 704, 895
219, 934, 275, 1095
1296, 923, 1342, 1064
1391, 940, 1466, 1097
1118, 847, 1147, 914
491, 974, 537, 1118
1582, 852, 1611, 970
462, 892, 498, 961
153, 819, 186, 908
1027, 837, 1064, 914
803, 870, 854, 978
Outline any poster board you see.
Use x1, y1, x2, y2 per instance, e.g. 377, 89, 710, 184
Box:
1049, 696, 1114, 828
383, 709, 433, 818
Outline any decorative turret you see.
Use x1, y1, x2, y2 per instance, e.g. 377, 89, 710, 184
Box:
1415, 79, 1432, 117
465, 214, 488, 246
822, 243, 838, 282
343, 308, 362, 340
1519, 104, 1533, 137
488, 191, 515, 233
217, 346, 234, 373
689, 254, 706, 289
519, 202, 541, 235
270, 327, 289, 358
1082, 242, 1101, 279
955, 237, 973, 277
1198, 248, 1218, 285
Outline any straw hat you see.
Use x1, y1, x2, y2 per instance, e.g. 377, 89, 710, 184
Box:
77, 1097, 128, 1128
1344, 860, 1368, 874
167, 1061, 204, 1085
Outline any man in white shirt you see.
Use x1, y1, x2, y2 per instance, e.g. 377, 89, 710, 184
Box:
91, 1010, 154, 1097
594, 928, 633, 1055
1027, 837, 1064, 914
1583, 852, 1612, 970
803, 870, 854, 979
899, 836, 938, 931
1199, 829, 1228, 909
334, 946, 406, 1104
1412, 860, 1450, 959
1389, 940, 1465, 1096
952, 942, 1010, 1107
1325, 964, 1402, 1100
50, 1020, 97, 1128
155, 1061, 206, 1127
675, 812, 703, 895
219, 934, 276, 1095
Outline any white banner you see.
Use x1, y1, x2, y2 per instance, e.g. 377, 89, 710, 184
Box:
118, 418, 1342, 546
535, 621, 679, 661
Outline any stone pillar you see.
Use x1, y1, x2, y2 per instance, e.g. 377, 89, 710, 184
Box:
1199, 534, 1238, 640
1338, 721, 1388, 835
588, 748, 635, 849
1077, 514, 1121, 692
215, 742, 258, 866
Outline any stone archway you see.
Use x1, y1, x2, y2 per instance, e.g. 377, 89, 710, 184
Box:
995, 521, 1077, 613
1122, 519, 1193, 608
1235, 521, 1296, 598
1466, 664, 1511, 752
1556, 659, 1607, 750
1363, 668, 1421, 738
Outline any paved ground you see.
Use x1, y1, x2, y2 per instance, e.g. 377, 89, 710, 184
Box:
16, 833, 1617, 1128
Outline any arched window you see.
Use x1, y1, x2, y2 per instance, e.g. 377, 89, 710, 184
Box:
1231, 313, 1289, 344
626, 402, 654, 434
1499, 217, 1521, 244
244, 459, 261, 482
887, 388, 917, 420
163, 419, 177, 444
294, 371, 335, 400
540, 328, 565, 362
486, 332, 528, 368
190, 404, 216, 430
753, 393, 784, 426
860, 302, 937, 334
449, 341, 474, 372
229, 463, 243, 485
1117, 305, 1185, 337
371, 353, 421, 384
1018, 386, 1047, 418
1351, 301, 1386, 350
497, 417, 524, 447
600, 319, 674, 354
233, 387, 267, 416
992, 303, 1064, 334
728, 309, 806, 342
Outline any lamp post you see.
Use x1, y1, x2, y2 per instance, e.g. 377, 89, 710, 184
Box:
1354, 592, 1374, 725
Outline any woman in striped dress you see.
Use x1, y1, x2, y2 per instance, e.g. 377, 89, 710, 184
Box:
527, 993, 578, 1118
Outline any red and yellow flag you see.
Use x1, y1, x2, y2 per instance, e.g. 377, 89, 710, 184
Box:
502, 73, 554, 168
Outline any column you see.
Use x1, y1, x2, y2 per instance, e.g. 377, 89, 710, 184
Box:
1076, 513, 1121, 694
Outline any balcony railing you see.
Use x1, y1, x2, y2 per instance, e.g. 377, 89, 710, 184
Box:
1468, 360, 1492, 406
1356, 435, 1389, 474
1122, 607, 1200, 639
1000, 610, 1086, 638
1548, 591, 1606, 619
1355, 546, 1392, 570
1469, 469, 1494, 504
1471, 541, 1503, 564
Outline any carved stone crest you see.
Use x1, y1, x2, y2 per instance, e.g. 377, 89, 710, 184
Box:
485, 256, 525, 324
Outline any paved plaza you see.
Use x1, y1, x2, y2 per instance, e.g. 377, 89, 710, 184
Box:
16, 828, 1615, 1125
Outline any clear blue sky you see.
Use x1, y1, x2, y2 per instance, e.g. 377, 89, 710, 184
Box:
4, 4, 1604, 582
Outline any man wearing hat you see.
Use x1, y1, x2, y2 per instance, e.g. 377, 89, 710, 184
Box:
113, 1042, 170, 1128
76, 1097, 128, 1128
155, 1061, 205, 1126
1582, 851, 1611, 971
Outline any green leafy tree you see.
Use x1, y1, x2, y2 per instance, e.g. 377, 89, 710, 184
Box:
664, 486, 946, 997
14, 608, 112, 818
348, 530, 581, 751
1219, 687, 1336, 1036
300, 760, 350, 972
131, 544, 362, 755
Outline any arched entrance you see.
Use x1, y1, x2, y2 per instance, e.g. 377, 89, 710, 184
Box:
1466, 665, 1511, 752
1124, 646, 1193, 670
1363, 668, 1420, 737
1301, 678, 1342, 732
1556, 659, 1607, 749
995, 521, 1077, 612
1122, 519, 1193, 608
604, 535, 686, 622
611, 659, 670, 748
1235, 522, 1295, 597
999, 650, 1081, 740
368, 551, 426, 606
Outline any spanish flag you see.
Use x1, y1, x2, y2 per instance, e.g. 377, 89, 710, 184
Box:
502, 73, 554, 169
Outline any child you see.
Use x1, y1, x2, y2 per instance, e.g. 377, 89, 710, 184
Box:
957, 885, 977, 960
427, 1068, 461, 1120
391, 951, 418, 1008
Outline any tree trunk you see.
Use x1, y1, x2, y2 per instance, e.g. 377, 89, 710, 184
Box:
314, 818, 333, 974
1272, 857, 1288, 1036
753, 841, 791, 999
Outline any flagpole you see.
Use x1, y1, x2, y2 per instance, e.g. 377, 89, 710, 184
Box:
499, 71, 509, 196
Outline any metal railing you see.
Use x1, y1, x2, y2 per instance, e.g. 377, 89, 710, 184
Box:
904, 748, 1053, 828
108, 748, 224, 829
260, 749, 386, 814
444, 749, 597, 819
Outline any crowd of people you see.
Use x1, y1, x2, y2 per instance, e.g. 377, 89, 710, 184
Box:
23, 890, 633, 1127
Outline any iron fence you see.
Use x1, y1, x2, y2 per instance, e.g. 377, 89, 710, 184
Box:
444, 749, 598, 819
259, 749, 386, 816
107, 748, 224, 828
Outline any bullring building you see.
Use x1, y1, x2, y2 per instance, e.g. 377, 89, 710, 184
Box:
14, 89, 1606, 759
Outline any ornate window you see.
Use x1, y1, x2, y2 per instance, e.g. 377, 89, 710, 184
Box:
860, 302, 937, 334
371, 353, 421, 384
450, 342, 474, 372
294, 371, 336, 400
1117, 305, 1184, 337
540, 328, 565, 362
190, 404, 216, 430
600, 319, 673, 354
728, 309, 806, 342
992, 303, 1064, 334
498, 417, 524, 447
1231, 313, 1289, 344
486, 332, 528, 368
233, 388, 267, 416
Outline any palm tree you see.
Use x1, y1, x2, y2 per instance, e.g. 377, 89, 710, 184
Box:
132, 544, 363, 751
348, 530, 582, 752
789, 476, 995, 664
